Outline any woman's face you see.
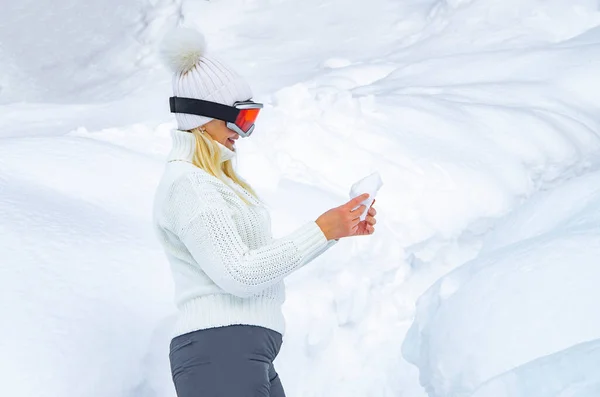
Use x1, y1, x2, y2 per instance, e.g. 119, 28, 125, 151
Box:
203, 119, 239, 151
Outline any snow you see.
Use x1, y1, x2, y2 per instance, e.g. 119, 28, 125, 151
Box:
2, 0, 600, 396
403, 169, 600, 396
470, 339, 600, 397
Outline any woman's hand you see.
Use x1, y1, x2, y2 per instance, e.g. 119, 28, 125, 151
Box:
349, 199, 377, 237
315, 194, 377, 240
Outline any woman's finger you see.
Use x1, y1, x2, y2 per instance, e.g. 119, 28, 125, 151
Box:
368, 207, 377, 216
365, 216, 376, 226
351, 205, 367, 219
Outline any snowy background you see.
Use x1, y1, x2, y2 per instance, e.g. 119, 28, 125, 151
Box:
2, 0, 600, 396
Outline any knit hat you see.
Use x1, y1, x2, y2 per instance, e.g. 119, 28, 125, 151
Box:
159, 27, 253, 130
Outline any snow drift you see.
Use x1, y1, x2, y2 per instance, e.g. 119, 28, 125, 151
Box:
403, 170, 600, 396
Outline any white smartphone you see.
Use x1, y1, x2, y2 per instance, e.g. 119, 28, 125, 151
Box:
349, 171, 383, 221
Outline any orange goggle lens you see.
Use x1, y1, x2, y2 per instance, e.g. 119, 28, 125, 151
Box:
235, 108, 261, 132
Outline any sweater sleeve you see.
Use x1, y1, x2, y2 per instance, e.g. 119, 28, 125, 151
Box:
174, 177, 331, 298
303, 238, 339, 264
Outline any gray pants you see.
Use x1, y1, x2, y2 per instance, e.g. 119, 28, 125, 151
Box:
169, 325, 286, 397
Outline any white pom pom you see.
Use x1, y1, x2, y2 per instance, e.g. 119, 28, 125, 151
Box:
159, 27, 207, 74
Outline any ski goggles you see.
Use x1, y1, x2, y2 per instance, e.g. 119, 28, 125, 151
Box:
169, 96, 263, 137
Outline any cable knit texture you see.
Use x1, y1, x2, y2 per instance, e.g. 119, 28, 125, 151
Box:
153, 130, 339, 337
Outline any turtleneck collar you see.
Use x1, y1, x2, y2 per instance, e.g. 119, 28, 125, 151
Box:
167, 129, 236, 164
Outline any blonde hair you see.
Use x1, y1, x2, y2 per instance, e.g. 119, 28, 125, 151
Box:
189, 126, 261, 206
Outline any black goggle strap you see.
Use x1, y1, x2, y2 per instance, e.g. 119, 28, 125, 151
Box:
169, 97, 240, 123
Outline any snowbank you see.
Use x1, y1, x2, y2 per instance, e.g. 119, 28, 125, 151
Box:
0, 0, 181, 104
0, 135, 177, 397
471, 339, 600, 397
403, 170, 600, 396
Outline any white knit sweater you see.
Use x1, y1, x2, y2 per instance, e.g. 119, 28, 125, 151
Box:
153, 130, 339, 337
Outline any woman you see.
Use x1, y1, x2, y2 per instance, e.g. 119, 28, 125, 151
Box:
153, 27, 378, 397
